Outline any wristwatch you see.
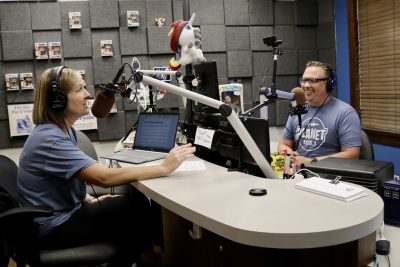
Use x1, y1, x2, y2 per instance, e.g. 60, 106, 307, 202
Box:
310, 157, 318, 163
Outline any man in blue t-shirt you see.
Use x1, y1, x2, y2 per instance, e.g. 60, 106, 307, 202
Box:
278, 61, 361, 169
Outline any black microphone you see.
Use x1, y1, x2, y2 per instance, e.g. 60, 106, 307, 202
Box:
259, 87, 295, 101
91, 64, 127, 118
289, 87, 308, 129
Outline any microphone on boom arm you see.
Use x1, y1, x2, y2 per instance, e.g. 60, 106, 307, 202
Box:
259, 86, 308, 128
91, 65, 127, 118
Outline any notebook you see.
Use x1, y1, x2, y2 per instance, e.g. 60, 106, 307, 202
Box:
295, 177, 367, 202
101, 112, 179, 164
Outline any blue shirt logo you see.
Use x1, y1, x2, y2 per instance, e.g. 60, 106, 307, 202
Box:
295, 117, 328, 152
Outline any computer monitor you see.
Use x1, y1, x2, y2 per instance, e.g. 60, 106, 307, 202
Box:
192, 61, 220, 101
192, 116, 271, 178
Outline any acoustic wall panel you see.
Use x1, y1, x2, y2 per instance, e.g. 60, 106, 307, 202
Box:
172, 0, 184, 21
275, 75, 298, 93
118, 0, 147, 28
295, 27, 317, 49
227, 51, 252, 78
90, 0, 120, 29
0, 3, 31, 31
276, 49, 297, 76
0, 91, 6, 120
34, 61, 66, 84
6, 90, 35, 104
203, 52, 227, 78
64, 58, 94, 86
60, 1, 91, 29
120, 27, 148, 55
145, 0, 173, 28
297, 49, 318, 73
252, 51, 273, 77
249, 26, 273, 51
62, 29, 93, 58
318, 48, 336, 69
93, 55, 122, 84
226, 27, 250, 51
189, 0, 225, 25
97, 111, 126, 141
317, 22, 335, 49
240, 78, 253, 105
274, 2, 295, 26
200, 25, 226, 52
1, 31, 34, 61
0, 63, 4, 91
224, 0, 249, 26
295, 0, 318, 26
91, 29, 121, 58
147, 26, 172, 54
274, 26, 296, 50
249, 0, 273, 26
31, 2, 62, 30
318, 0, 335, 24
33, 31, 62, 46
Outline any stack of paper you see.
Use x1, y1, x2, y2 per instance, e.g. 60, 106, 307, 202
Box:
296, 177, 367, 202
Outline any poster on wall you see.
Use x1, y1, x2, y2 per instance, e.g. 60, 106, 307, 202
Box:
7, 104, 35, 137
72, 99, 98, 130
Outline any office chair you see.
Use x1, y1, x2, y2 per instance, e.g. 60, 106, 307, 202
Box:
359, 129, 374, 160
0, 155, 117, 267
75, 129, 131, 196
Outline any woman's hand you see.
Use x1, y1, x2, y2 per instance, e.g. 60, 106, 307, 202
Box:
84, 193, 120, 203
160, 143, 196, 175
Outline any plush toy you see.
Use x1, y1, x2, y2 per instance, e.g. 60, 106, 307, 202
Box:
168, 13, 206, 70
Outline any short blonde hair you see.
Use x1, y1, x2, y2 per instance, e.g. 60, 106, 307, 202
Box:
33, 67, 82, 126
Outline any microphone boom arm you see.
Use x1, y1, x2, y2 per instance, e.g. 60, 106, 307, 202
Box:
137, 73, 278, 179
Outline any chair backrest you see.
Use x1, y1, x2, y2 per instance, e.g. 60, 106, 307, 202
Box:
75, 129, 98, 160
0, 155, 18, 200
359, 130, 374, 160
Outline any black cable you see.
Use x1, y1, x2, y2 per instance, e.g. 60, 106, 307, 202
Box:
294, 95, 330, 151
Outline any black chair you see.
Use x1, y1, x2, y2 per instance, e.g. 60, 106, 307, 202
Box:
75, 129, 130, 196
0, 154, 118, 267
359, 129, 374, 160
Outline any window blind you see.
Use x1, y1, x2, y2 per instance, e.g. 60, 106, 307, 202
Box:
356, 0, 400, 140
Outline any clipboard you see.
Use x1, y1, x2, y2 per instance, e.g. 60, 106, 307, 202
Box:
295, 177, 367, 202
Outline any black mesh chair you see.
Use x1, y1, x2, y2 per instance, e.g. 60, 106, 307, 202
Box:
359, 130, 374, 160
0, 155, 117, 267
75, 129, 131, 196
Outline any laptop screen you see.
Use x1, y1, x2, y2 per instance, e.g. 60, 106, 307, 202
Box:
133, 113, 179, 152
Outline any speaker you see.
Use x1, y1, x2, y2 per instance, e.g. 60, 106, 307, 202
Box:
48, 66, 67, 112
325, 65, 336, 93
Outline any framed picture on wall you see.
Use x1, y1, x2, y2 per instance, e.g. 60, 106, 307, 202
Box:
69, 11, 82, 29
7, 103, 35, 137
35, 42, 48, 60
100, 40, 113, 57
127, 10, 139, 27
5, 73, 19, 91
20, 73, 34, 90
48, 42, 62, 59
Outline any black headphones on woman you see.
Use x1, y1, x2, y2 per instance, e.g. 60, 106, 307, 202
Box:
48, 66, 68, 112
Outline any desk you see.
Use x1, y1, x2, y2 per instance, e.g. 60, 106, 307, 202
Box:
125, 158, 383, 266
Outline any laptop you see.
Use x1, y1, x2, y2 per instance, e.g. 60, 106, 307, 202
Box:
101, 112, 179, 164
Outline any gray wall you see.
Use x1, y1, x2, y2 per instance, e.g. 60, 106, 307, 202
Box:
0, 0, 335, 148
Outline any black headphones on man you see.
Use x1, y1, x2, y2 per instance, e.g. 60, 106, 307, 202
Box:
48, 66, 68, 112
323, 63, 336, 93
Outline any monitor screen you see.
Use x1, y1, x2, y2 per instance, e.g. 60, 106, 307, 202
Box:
190, 116, 271, 178
192, 61, 220, 101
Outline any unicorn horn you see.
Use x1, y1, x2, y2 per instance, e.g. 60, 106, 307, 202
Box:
188, 13, 195, 25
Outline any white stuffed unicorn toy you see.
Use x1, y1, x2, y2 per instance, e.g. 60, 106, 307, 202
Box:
168, 13, 206, 70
